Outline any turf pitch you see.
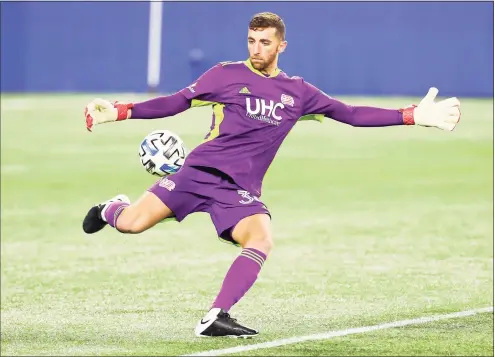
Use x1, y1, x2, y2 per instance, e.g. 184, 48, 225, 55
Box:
1, 94, 493, 356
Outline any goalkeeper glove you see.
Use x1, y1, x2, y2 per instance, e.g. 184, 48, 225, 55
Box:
400, 87, 461, 131
84, 98, 134, 132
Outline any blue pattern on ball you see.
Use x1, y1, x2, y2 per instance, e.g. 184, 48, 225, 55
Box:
141, 139, 159, 156
159, 163, 180, 174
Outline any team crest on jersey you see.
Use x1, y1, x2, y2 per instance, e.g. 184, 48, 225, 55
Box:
281, 94, 294, 107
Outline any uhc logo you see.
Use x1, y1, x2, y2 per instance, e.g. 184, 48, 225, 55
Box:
245, 98, 284, 126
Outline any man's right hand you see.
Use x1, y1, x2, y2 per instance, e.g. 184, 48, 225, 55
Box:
85, 98, 133, 132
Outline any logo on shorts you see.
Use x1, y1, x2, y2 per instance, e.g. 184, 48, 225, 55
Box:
237, 190, 261, 205
159, 177, 176, 191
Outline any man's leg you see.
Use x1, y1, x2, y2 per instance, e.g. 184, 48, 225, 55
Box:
211, 213, 272, 311
82, 191, 174, 234
83, 167, 209, 235
195, 210, 273, 338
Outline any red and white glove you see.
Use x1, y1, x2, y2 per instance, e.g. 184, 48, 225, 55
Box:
84, 98, 134, 132
400, 87, 461, 131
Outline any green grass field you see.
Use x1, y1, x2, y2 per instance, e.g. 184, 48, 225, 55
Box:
1, 94, 493, 356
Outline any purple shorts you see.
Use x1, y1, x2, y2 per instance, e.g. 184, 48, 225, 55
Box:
148, 165, 270, 245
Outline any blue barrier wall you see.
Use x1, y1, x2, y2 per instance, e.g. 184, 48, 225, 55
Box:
1, 2, 493, 97
1, 2, 149, 92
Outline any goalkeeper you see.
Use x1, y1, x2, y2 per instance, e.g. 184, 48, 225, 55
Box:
82, 12, 461, 338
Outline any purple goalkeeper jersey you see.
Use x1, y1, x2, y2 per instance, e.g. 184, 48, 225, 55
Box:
176, 60, 403, 197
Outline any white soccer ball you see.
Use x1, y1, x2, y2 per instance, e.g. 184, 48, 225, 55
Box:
138, 129, 188, 177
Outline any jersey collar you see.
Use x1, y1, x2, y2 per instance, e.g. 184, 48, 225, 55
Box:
244, 59, 281, 78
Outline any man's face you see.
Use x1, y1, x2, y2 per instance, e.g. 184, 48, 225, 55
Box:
247, 27, 286, 72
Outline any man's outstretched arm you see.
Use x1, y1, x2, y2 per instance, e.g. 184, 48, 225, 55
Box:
84, 64, 224, 131
301, 82, 461, 131
84, 93, 191, 131
128, 92, 191, 119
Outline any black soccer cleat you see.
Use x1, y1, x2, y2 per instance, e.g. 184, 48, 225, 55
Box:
194, 308, 259, 338
82, 194, 130, 234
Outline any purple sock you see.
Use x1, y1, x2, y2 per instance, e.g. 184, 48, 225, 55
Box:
103, 202, 129, 229
212, 248, 267, 312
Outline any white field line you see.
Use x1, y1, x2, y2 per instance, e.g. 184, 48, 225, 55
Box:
183, 306, 494, 356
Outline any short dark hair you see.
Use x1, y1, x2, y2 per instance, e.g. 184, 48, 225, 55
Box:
249, 12, 286, 41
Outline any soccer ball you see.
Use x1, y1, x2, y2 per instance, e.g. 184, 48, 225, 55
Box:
138, 129, 188, 177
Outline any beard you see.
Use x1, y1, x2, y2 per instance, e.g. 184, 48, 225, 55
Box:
250, 52, 278, 72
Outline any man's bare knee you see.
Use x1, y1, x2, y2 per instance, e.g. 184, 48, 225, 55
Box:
243, 234, 274, 255
115, 191, 173, 234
